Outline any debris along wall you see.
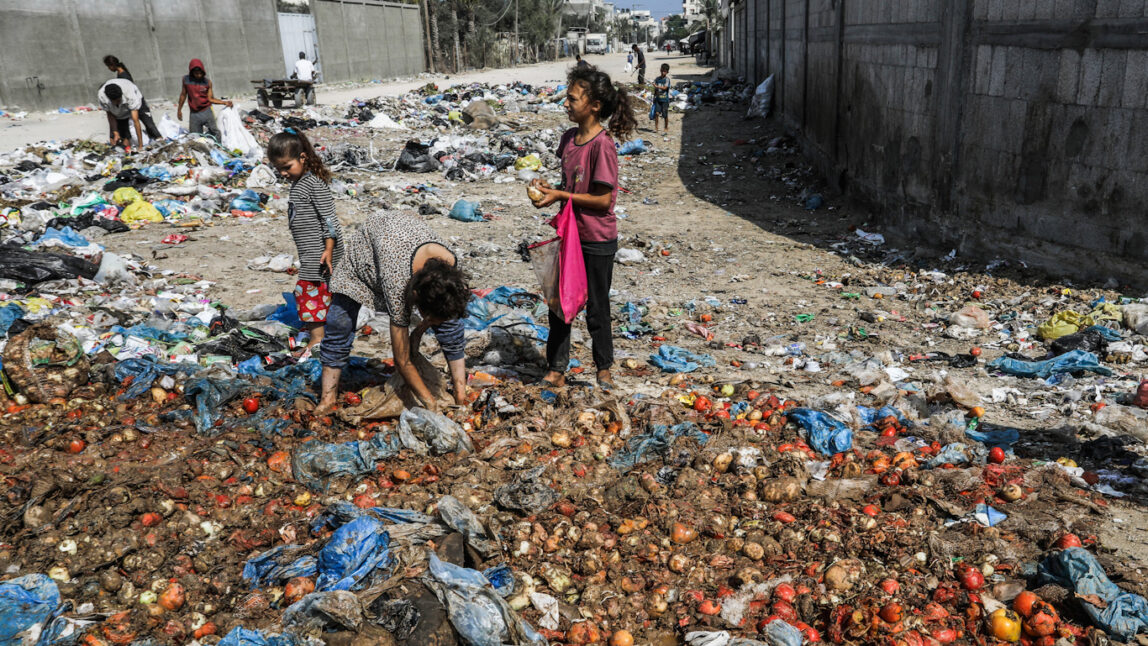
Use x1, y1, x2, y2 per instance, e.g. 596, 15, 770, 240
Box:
310, 0, 425, 84
0, 0, 284, 112
731, 0, 1148, 286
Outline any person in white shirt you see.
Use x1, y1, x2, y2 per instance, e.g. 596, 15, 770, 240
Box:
97, 79, 160, 149
293, 52, 315, 82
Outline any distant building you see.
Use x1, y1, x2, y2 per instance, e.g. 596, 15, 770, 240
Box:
683, 0, 704, 23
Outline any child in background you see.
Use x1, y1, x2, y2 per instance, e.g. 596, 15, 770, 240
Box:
625, 51, 634, 76
268, 131, 344, 359
530, 64, 637, 391
653, 63, 672, 136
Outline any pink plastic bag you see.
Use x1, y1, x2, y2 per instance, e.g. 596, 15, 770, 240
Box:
528, 200, 587, 324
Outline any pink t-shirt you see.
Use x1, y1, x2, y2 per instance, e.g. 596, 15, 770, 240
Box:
557, 127, 618, 242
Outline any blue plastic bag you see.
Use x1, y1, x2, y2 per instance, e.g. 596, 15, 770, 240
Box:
242, 545, 318, 588
483, 565, 515, 598
0, 304, 24, 337
449, 199, 485, 223
618, 138, 647, 155
114, 357, 198, 400
152, 199, 188, 218
649, 344, 715, 373
925, 442, 988, 469
316, 516, 393, 591
0, 574, 62, 646
140, 166, 174, 182
965, 424, 1019, 449
291, 433, 405, 492
35, 226, 99, 251
788, 408, 853, 455
610, 422, 708, 469
1039, 547, 1148, 639
229, 189, 263, 212
268, 292, 303, 330
988, 349, 1112, 378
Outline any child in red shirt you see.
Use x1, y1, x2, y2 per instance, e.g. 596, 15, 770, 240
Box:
531, 65, 637, 391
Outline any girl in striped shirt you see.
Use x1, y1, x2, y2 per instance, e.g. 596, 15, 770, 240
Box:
269, 131, 344, 358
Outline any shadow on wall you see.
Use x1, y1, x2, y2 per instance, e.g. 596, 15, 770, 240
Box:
667, 72, 1102, 294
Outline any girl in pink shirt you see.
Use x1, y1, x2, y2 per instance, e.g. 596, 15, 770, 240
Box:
531, 65, 637, 391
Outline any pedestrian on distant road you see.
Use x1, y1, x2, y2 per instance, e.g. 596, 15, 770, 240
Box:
625, 51, 634, 76
177, 59, 232, 141
631, 43, 647, 84
653, 63, 671, 135
97, 79, 161, 150
530, 64, 637, 392
575, 54, 590, 69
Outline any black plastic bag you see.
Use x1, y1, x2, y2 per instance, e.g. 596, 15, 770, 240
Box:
395, 141, 441, 173
0, 247, 98, 285
369, 598, 421, 640
1050, 329, 1109, 356
103, 168, 151, 191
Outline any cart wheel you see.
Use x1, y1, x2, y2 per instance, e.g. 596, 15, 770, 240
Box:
257, 89, 270, 108
294, 88, 305, 108
306, 87, 317, 106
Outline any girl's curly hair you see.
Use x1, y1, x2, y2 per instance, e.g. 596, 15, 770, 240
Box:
567, 64, 637, 141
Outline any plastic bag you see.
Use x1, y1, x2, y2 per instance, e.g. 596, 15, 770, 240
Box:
988, 349, 1113, 379
396, 141, 441, 173
229, 189, 263, 212
1050, 327, 1110, 356
152, 199, 188, 218
1123, 303, 1148, 336
449, 199, 486, 223
316, 516, 393, 591
157, 114, 183, 139
112, 187, 142, 205
1038, 310, 1087, 340
610, 422, 708, 470
397, 407, 474, 455
242, 545, 318, 588
494, 466, 559, 513
291, 432, 410, 492
217, 627, 302, 646
283, 591, 363, 633
247, 164, 277, 189
0, 248, 98, 285
462, 100, 499, 129
437, 495, 498, 558
529, 200, 586, 324
120, 200, 164, 225
649, 344, 715, 373
0, 574, 66, 646
423, 551, 547, 646
247, 254, 295, 273
1039, 546, 1148, 639
513, 154, 542, 171
950, 304, 991, 329
0, 304, 24, 337
746, 74, 775, 119
618, 138, 647, 155
788, 408, 854, 455
218, 107, 261, 155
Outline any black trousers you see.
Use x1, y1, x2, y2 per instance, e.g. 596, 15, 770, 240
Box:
114, 99, 161, 142
637, 66, 646, 85
547, 247, 615, 373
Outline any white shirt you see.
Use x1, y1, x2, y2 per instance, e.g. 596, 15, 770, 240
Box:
294, 59, 315, 81
98, 79, 143, 119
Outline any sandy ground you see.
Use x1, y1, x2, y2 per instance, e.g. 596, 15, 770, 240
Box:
7, 52, 1148, 576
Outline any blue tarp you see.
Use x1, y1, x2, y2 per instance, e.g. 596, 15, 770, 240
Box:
242, 545, 318, 588
217, 627, 300, 646
988, 350, 1113, 378
0, 574, 69, 646
1039, 547, 1148, 639
788, 408, 853, 455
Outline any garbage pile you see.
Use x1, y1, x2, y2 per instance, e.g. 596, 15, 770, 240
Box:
3, 70, 1148, 646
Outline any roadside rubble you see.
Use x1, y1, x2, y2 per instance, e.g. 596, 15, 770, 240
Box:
2, 71, 1148, 646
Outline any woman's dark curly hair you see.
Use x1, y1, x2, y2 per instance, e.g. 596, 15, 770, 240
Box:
567, 65, 637, 142
408, 258, 470, 322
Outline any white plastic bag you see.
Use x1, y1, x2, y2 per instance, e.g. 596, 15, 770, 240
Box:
746, 75, 774, 119
217, 107, 260, 155
157, 114, 183, 140
246, 164, 278, 189
246, 254, 295, 273
94, 252, 136, 286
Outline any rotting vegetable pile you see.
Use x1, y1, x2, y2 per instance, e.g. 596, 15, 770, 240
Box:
3, 73, 1148, 646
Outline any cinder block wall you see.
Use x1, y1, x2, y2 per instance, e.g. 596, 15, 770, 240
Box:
729, 0, 1148, 285
311, 0, 424, 83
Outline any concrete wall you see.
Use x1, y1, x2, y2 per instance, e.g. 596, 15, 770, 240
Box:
0, 0, 285, 111
311, 0, 424, 83
728, 0, 1148, 285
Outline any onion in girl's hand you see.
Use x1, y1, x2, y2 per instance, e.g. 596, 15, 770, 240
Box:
527, 185, 545, 201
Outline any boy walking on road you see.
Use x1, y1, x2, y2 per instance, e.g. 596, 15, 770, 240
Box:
177, 59, 232, 141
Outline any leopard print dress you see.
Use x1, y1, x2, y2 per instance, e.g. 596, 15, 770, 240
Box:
328, 211, 454, 327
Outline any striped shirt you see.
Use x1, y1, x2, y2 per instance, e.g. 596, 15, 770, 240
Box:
288, 172, 344, 281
